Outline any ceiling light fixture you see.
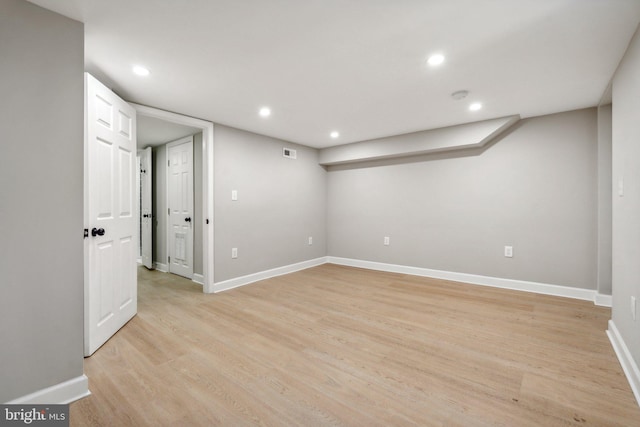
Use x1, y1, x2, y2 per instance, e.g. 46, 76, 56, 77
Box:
427, 54, 445, 66
469, 102, 483, 111
132, 65, 150, 76
259, 107, 271, 117
330, 131, 339, 138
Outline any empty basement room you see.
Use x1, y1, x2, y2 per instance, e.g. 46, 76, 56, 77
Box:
2, 0, 640, 426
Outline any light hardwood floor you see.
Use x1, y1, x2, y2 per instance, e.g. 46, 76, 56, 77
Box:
71, 264, 640, 426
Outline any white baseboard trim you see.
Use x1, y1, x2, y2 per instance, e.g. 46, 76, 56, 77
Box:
607, 320, 640, 406
192, 273, 204, 285
7, 375, 90, 404
153, 262, 168, 273
595, 293, 613, 307
327, 257, 597, 302
211, 255, 603, 304
213, 257, 328, 293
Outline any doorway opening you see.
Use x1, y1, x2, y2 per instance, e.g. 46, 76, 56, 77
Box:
133, 104, 214, 293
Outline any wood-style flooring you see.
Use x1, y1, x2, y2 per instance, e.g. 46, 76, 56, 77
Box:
70, 264, 640, 426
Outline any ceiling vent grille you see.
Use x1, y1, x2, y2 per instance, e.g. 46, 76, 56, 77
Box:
283, 147, 297, 159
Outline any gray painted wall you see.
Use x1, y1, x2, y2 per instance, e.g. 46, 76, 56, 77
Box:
327, 109, 598, 290
214, 125, 327, 282
612, 25, 640, 373
0, 0, 84, 402
597, 104, 613, 296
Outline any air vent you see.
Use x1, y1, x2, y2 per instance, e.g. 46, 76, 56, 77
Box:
283, 147, 297, 159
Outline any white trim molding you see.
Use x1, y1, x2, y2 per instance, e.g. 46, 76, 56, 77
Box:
327, 257, 598, 302
192, 273, 205, 285
607, 320, 640, 406
595, 293, 613, 307
213, 256, 604, 305
213, 257, 327, 293
7, 375, 90, 405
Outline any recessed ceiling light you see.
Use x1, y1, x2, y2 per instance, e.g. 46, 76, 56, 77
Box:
330, 131, 339, 138
427, 54, 445, 66
259, 107, 271, 117
469, 102, 482, 111
132, 65, 150, 76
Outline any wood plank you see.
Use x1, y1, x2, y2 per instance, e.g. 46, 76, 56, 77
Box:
70, 264, 640, 426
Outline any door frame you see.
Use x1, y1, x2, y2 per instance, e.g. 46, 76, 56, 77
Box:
131, 103, 215, 293
136, 153, 142, 263
139, 146, 153, 269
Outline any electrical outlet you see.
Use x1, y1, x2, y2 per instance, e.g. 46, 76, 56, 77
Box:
632, 296, 637, 321
308, 236, 313, 245
504, 246, 513, 258
231, 190, 238, 201
384, 236, 390, 246
231, 248, 238, 259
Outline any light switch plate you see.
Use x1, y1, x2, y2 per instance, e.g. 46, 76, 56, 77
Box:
504, 246, 513, 258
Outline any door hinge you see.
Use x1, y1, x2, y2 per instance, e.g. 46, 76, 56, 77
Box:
168, 160, 170, 167
168, 208, 170, 215
168, 256, 170, 263
206, 219, 209, 225
83, 228, 89, 238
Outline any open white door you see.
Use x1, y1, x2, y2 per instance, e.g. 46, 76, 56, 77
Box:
84, 73, 137, 356
167, 136, 194, 279
140, 147, 153, 269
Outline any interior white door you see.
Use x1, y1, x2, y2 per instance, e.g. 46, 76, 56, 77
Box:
140, 146, 153, 269
84, 73, 137, 357
167, 136, 194, 279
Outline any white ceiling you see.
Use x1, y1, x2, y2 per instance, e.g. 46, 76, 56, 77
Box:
28, 0, 640, 149
137, 115, 201, 148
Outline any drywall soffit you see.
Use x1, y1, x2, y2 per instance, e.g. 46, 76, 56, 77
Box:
318, 115, 521, 166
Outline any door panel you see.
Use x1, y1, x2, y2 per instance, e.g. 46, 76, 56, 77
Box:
167, 137, 194, 279
85, 73, 137, 356
96, 139, 114, 218
96, 242, 114, 325
118, 236, 135, 315
119, 148, 133, 216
